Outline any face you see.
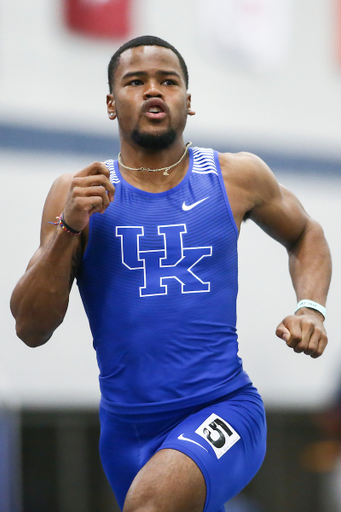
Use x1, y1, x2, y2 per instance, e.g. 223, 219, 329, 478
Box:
107, 46, 193, 150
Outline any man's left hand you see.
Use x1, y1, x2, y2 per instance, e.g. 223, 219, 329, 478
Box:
275, 309, 327, 358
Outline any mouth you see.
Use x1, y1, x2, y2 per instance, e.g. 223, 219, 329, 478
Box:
142, 98, 168, 120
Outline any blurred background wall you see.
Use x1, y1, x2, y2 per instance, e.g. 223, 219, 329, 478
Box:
1, 0, 341, 511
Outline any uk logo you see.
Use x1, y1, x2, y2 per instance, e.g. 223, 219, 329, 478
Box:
116, 223, 212, 297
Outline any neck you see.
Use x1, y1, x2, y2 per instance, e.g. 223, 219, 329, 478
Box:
119, 137, 187, 170
117, 139, 191, 192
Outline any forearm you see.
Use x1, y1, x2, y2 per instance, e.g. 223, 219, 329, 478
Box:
10, 228, 79, 347
274, 220, 331, 357
288, 220, 331, 306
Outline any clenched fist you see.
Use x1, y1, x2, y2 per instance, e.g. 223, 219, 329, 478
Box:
276, 308, 327, 358
63, 162, 115, 232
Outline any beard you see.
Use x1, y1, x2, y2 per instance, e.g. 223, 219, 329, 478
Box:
131, 126, 177, 151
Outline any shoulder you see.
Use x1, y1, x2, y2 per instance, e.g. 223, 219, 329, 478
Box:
209, 150, 315, 246
216, 152, 283, 226
49, 171, 78, 194
218, 151, 280, 195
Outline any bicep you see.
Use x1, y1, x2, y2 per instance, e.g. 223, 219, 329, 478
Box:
249, 183, 311, 249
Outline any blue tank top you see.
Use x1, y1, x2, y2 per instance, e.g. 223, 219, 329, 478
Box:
77, 147, 252, 414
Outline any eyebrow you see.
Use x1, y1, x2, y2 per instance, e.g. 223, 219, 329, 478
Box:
121, 70, 182, 81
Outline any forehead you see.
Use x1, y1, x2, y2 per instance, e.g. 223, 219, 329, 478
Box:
115, 45, 184, 81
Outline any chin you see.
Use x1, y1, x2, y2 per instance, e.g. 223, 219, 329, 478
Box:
131, 127, 177, 151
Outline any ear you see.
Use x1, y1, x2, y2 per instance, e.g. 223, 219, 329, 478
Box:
106, 93, 117, 120
186, 93, 195, 116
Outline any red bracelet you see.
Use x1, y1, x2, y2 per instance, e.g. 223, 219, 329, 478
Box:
50, 213, 82, 236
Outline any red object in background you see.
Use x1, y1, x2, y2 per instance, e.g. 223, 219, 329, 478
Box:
64, 0, 131, 39
338, 0, 341, 64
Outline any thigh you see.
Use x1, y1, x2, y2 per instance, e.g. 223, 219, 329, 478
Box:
158, 389, 267, 512
123, 448, 207, 512
99, 406, 194, 509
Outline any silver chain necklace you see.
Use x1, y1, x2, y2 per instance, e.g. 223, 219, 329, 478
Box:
118, 142, 192, 176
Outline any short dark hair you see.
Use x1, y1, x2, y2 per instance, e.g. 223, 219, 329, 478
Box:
107, 35, 189, 92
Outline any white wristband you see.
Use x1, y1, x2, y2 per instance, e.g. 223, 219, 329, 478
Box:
295, 300, 326, 319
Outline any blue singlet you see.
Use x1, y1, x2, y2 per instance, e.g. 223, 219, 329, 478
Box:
77, 146, 252, 413
76, 147, 266, 511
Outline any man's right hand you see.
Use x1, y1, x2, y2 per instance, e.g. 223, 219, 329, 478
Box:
63, 162, 115, 232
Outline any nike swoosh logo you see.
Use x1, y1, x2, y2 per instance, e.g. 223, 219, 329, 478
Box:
182, 197, 209, 211
178, 433, 208, 452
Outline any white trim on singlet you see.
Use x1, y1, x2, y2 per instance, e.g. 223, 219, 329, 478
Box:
192, 147, 218, 175
105, 159, 120, 184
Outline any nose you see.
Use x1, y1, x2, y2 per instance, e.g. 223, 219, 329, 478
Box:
143, 81, 162, 99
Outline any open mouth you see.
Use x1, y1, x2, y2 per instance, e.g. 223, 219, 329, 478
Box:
148, 106, 163, 114
143, 99, 168, 119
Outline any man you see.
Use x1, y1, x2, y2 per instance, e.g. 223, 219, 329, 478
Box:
11, 35, 331, 512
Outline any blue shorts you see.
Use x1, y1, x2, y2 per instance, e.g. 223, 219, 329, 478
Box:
99, 385, 266, 512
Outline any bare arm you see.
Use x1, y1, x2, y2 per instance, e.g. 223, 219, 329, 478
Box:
252, 183, 331, 357
10, 162, 115, 347
221, 152, 332, 358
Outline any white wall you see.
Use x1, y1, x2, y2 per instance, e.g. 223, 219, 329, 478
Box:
1, 150, 340, 409
1, 0, 341, 157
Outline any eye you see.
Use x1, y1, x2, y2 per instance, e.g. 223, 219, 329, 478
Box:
127, 79, 143, 86
163, 79, 177, 86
